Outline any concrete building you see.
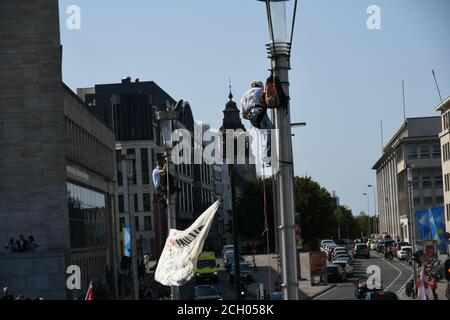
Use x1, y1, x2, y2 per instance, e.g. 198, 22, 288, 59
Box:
0, 0, 117, 299
372, 117, 443, 243
435, 96, 450, 234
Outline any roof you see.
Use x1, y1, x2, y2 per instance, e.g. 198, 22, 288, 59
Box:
434, 96, 450, 112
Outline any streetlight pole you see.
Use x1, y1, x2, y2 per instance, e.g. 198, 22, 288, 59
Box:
123, 154, 140, 300
259, 0, 299, 300
156, 108, 180, 300
368, 184, 378, 234
363, 193, 371, 236
406, 166, 418, 294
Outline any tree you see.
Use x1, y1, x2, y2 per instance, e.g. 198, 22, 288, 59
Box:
235, 177, 275, 253
293, 176, 337, 247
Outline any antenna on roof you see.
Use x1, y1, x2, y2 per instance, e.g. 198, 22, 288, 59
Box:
380, 120, 384, 152
402, 80, 406, 123
432, 70, 444, 104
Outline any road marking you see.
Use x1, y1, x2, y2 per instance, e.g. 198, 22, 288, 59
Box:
372, 252, 402, 291
372, 251, 413, 295
312, 286, 337, 300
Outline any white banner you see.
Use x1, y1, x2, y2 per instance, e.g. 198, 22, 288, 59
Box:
155, 200, 220, 286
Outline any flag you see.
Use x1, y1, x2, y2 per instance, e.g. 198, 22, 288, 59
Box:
416, 266, 430, 300
155, 200, 220, 286
85, 281, 94, 301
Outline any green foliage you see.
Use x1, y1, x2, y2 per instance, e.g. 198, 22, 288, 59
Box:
235, 175, 363, 248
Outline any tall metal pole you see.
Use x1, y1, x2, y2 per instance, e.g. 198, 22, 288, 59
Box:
271, 47, 299, 300
369, 185, 378, 234
229, 164, 241, 300
363, 193, 371, 235
166, 150, 179, 300
126, 174, 139, 300
406, 167, 418, 294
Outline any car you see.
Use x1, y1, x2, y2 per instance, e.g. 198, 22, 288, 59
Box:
194, 285, 223, 301
354, 244, 370, 258
229, 262, 253, 284
370, 240, 379, 250
334, 253, 351, 262
321, 239, 335, 248
332, 260, 353, 277
397, 246, 412, 260
222, 245, 234, 261
393, 242, 409, 256
326, 265, 346, 283
224, 253, 246, 272
362, 291, 398, 300
196, 251, 219, 283
270, 291, 283, 300
354, 279, 383, 299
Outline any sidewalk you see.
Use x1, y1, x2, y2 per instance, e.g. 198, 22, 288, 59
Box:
243, 253, 335, 300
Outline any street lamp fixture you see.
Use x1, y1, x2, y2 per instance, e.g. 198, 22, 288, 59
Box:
258, 0, 299, 300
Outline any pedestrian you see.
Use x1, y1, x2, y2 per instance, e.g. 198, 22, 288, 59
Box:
152, 161, 166, 191
17, 234, 28, 252
1, 287, 14, 300
429, 274, 439, 300
4, 238, 15, 254
241, 81, 273, 165
27, 235, 37, 252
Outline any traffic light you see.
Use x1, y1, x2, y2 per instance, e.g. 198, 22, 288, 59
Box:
445, 259, 450, 282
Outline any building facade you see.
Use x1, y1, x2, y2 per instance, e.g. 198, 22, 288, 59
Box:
0, 0, 117, 299
435, 97, 450, 234
372, 117, 443, 243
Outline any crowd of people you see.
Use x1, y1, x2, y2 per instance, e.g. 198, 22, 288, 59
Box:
1, 287, 43, 301
3, 235, 38, 253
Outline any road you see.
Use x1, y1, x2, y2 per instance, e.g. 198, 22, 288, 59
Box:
315, 250, 414, 300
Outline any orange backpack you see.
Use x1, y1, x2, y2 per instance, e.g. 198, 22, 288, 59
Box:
264, 74, 288, 109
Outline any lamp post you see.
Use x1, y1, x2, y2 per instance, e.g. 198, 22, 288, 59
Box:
155, 108, 179, 300
363, 193, 371, 236
122, 153, 140, 300
368, 184, 378, 234
258, 0, 299, 300
406, 165, 418, 294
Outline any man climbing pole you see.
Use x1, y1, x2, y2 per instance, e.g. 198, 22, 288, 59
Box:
240, 81, 273, 165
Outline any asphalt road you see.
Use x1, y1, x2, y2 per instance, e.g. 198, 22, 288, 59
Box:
314, 250, 414, 300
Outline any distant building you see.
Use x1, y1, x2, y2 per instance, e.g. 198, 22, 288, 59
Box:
435, 96, 450, 234
372, 117, 443, 243
0, 0, 117, 299
219, 91, 257, 243
78, 81, 197, 258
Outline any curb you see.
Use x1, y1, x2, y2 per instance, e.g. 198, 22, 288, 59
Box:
307, 284, 337, 300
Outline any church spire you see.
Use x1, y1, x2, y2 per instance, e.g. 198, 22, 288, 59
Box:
228, 77, 233, 101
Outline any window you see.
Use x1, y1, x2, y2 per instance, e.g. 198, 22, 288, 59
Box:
144, 216, 152, 231
143, 193, 151, 211
116, 150, 123, 186
126, 149, 137, 184
433, 143, 441, 159
407, 144, 417, 160
118, 195, 124, 213
414, 197, 420, 208
134, 194, 139, 212
424, 197, 433, 206
141, 148, 150, 184
420, 145, 430, 159
422, 176, 432, 188
413, 176, 419, 189
436, 196, 444, 204
434, 176, 443, 188
135, 216, 140, 231
119, 217, 125, 232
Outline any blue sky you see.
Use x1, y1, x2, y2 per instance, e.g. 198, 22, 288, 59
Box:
58, 0, 450, 216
